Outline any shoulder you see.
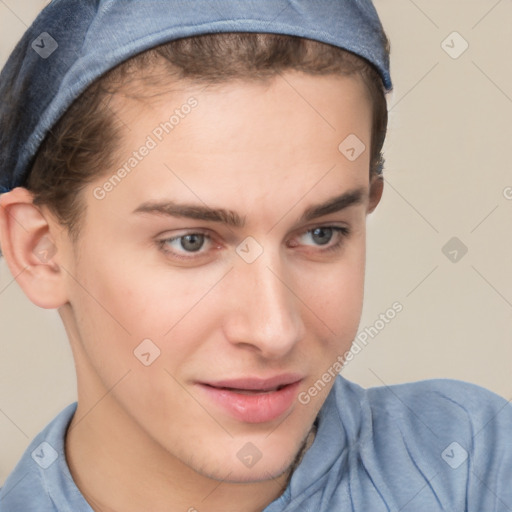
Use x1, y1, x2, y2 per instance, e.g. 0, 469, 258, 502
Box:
0, 402, 80, 512
338, 376, 512, 453
363, 378, 512, 441
365, 377, 510, 419
335, 377, 512, 510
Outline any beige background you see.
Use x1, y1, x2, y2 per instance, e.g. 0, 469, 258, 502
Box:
1, 0, 511, 486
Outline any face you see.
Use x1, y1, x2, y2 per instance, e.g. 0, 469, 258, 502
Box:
57, 71, 377, 483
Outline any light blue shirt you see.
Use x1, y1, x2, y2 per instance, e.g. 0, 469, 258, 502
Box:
2, 376, 512, 511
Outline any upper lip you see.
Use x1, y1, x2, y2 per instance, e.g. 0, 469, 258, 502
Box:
199, 374, 304, 392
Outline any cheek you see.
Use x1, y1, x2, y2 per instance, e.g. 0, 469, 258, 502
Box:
294, 238, 366, 396
297, 235, 366, 333
67, 244, 224, 367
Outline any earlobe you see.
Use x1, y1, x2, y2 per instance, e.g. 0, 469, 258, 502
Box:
0, 187, 68, 309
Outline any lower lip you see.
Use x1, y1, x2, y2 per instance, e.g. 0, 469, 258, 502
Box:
197, 381, 301, 424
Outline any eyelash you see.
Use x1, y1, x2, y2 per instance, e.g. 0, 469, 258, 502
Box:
157, 225, 351, 262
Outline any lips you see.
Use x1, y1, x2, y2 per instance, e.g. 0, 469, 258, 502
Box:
196, 374, 303, 424
216, 387, 285, 395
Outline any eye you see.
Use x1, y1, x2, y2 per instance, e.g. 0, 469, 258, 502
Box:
157, 225, 351, 262
174, 233, 206, 252
157, 231, 214, 260
293, 226, 350, 252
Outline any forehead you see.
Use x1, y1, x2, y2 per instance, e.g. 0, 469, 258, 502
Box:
87, 72, 372, 225
109, 68, 372, 147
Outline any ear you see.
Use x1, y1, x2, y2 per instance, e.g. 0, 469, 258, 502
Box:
0, 187, 68, 309
367, 175, 384, 214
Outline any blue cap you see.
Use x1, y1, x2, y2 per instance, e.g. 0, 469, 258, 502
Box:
0, 0, 392, 193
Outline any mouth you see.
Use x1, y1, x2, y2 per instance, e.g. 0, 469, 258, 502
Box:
196, 375, 303, 423
205, 384, 289, 395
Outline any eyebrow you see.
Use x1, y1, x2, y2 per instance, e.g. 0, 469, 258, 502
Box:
132, 188, 366, 228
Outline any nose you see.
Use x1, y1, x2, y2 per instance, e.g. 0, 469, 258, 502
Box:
222, 247, 305, 359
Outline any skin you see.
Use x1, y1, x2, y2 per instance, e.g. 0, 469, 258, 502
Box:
0, 70, 382, 512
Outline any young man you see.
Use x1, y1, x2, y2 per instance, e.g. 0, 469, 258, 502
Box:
1, 1, 512, 511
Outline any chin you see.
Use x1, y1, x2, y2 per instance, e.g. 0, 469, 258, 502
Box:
198, 453, 295, 484
187, 429, 312, 484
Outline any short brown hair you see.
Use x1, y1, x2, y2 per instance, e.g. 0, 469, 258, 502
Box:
26, 32, 390, 244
